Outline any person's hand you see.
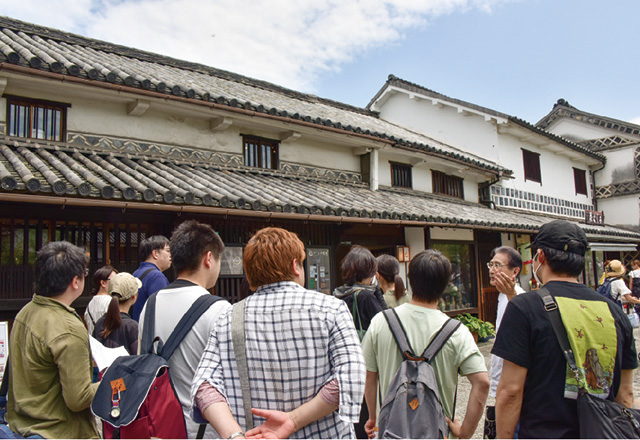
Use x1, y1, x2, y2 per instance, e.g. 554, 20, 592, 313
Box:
493, 271, 517, 298
364, 418, 376, 439
244, 408, 296, 439
446, 416, 468, 439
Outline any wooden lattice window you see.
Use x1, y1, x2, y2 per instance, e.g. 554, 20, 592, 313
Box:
243, 135, 279, 170
432, 170, 464, 198
6, 95, 68, 141
574, 167, 587, 195
522, 149, 541, 183
391, 162, 412, 188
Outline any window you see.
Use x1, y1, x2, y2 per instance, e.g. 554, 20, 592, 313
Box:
391, 162, 412, 188
6, 95, 68, 141
573, 168, 587, 195
432, 170, 464, 198
243, 135, 278, 169
522, 149, 541, 183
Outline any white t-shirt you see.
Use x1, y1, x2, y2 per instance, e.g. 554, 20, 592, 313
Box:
84, 294, 113, 336
139, 282, 231, 439
610, 278, 631, 302
630, 269, 640, 279
490, 284, 525, 397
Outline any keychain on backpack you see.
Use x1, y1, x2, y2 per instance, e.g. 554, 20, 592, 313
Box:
110, 378, 126, 419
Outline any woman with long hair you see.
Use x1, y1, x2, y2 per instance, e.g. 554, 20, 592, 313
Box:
376, 254, 410, 308
84, 265, 117, 336
93, 272, 141, 355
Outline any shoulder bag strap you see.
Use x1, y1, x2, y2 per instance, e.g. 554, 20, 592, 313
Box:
352, 290, 364, 334
422, 319, 462, 362
140, 292, 158, 354
160, 295, 223, 360
382, 309, 416, 360
535, 287, 579, 371
231, 299, 254, 431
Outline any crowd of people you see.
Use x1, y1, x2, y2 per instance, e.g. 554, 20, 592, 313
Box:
0, 219, 637, 439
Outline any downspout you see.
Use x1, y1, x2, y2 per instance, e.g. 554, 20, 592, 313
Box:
591, 160, 606, 212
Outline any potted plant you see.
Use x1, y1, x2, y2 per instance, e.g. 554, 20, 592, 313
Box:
453, 313, 495, 342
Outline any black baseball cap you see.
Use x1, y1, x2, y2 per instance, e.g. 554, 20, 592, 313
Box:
530, 220, 588, 255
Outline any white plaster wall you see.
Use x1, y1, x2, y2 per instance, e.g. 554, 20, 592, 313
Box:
2, 88, 360, 172
497, 133, 593, 204
430, 227, 474, 241
598, 195, 640, 230
378, 93, 499, 159
596, 148, 635, 186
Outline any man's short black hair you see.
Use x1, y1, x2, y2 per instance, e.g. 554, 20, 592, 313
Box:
490, 246, 523, 272
35, 241, 88, 297
538, 245, 585, 278
170, 220, 224, 274
139, 235, 170, 261
408, 249, 452, 303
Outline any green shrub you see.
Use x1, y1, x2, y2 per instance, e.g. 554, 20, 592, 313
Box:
453, 313, 496, 339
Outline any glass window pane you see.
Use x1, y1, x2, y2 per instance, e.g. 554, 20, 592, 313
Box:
431, 242, 475, 310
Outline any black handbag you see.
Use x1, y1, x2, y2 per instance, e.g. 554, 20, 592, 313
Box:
537, 287, 640, 438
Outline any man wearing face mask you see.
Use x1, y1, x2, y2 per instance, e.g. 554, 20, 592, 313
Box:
484, 247, 525, 438
492, 220, 637, 439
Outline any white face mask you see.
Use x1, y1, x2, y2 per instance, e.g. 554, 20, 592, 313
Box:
532, 252, 542, 285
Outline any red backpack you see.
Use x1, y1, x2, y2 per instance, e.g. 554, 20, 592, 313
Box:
91, 293, 222, 439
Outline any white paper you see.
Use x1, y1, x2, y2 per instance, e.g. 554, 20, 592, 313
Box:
89, 336, 129, 371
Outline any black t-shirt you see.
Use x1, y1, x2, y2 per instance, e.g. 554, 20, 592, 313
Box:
93, 312, 139, 355
492, 281, 637, 439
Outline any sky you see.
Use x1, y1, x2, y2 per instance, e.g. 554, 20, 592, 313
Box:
1, 0, 638, 126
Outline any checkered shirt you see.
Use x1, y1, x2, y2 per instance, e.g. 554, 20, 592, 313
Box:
192, 281, 366, 438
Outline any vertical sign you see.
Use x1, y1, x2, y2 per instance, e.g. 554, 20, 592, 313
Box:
0, 322, 8, 383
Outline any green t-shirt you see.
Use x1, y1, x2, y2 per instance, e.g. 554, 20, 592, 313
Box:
362, 303, 487, 420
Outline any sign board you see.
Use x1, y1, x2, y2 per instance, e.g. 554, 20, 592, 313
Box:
585, 210, 604, 226
0, 322, 7, 383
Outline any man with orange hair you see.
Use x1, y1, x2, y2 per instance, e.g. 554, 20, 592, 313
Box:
191, 227, 366, 439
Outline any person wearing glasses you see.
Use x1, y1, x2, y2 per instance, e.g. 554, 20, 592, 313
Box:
484, 246, 524, 438
4, 242, 99, 439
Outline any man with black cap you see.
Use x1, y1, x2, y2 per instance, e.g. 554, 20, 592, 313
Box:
493, 220, 637, 438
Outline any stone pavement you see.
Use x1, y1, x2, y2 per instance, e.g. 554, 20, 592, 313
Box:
454, 328, 640, 439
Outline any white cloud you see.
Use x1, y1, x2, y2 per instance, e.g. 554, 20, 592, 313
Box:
1, 0, 511, 91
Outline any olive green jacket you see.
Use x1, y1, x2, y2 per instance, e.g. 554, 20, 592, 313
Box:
7, 294, 99, 439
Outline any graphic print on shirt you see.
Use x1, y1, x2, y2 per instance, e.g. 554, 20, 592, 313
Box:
556, 297, 617, 399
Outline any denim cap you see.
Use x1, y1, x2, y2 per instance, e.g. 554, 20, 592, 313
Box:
107, 272, 142, 300
530, 220, 588, 255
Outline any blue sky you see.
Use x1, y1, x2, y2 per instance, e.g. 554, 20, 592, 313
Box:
2, 0, 638, 125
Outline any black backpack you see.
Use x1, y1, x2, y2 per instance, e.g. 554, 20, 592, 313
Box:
377, 309, 461, 439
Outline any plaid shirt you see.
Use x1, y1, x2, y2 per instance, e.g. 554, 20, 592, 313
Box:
192, 281, 365, 438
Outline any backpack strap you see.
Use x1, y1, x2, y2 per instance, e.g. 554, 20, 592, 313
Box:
382, 309, 417, 360
140, 292, 158, 354
422, 318, 462, 363
138, 267, 156, 282
352, 290, 364, 334
159, 295, 223, 360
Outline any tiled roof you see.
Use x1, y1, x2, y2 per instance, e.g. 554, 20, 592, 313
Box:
537, 99, 640, 139
371, 76, 605, 163
0, 15, 505, 175
0, 138, 637, 241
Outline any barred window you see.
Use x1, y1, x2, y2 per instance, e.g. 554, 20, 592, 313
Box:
573, 168, 587, 195
243, 135, 278, 170
522, 149, 541, 183
7, 95, 68, 141
432, 170, 464, 199
391, 162, 412, 188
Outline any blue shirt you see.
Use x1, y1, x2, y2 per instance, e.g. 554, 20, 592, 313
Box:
131, 262, 169, 321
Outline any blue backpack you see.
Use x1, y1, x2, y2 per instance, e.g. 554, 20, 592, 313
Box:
597, 278, 621, 306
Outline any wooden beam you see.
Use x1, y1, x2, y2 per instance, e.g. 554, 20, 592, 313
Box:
127, 99, 150, 117
279, 131, 301, 143
210, 116, 233, 132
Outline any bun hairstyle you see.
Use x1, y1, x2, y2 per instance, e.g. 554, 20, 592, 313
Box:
376, 254, 405, 301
